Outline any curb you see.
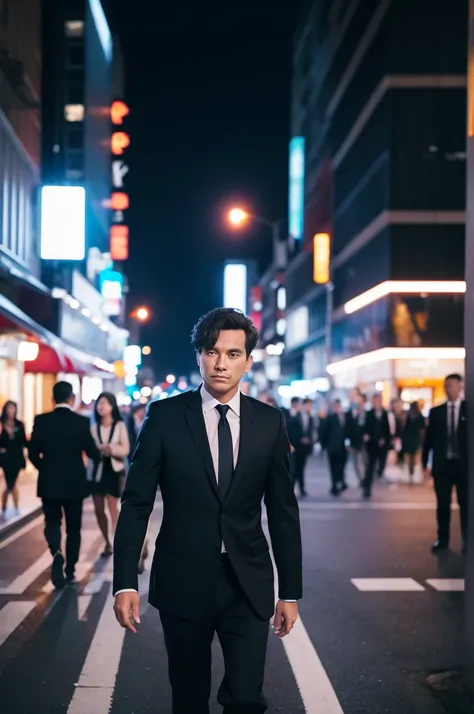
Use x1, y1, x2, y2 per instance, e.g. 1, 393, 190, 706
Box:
0, 506, 43, 541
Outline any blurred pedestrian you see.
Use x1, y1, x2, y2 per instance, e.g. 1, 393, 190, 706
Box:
422, 374, 467, 554
363, 394, 391, 498
0, 401, 27, 518
28, 381, 101, 588
320, 399, 348, 495
89, 392, 130, 557
401, 401, 425, 483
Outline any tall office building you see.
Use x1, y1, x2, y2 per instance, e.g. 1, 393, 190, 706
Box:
283, 0, 467, 408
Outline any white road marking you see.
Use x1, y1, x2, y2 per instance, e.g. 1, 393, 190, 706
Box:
0, 516, 42, 551
351, 578, 425, 591
67, 583, 126, 714
77, 595, 93, 620
426, 578, 465, 592
0, 550, 53, 595
0, 601, 37, 647
270, 552, 344, 713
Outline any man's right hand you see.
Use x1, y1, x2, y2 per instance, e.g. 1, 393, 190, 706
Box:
113, 591, 140, 633
423, 467, 432, 481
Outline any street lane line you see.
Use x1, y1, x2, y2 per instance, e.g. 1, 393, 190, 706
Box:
0, 601, 37, 647
270, 552, 345, 713
67, 583, 126, 714
0, 550, 52, 595
0, 516, 42, 551
351, 578, 425, 591
426, 578, 465, 592
78, 595, 93, 620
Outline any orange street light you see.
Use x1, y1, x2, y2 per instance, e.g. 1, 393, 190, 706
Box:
228, 207, 249, 226
131, 306, 150, 322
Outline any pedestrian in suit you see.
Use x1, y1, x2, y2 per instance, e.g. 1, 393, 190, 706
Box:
113, 308, 302, 714
422, 373, 467, 553
320, 399, 348, 495
28, 381, 101, 588
363, 394, 391, 498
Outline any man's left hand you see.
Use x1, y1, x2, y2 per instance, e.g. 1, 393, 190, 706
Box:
272, 600, 298, 638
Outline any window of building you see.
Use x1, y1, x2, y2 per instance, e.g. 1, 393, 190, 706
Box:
67, 43, 84, 67
67, 126, 84, 150
65, 153, 84, 171
66, 169, 84, 181
0, 0, 9, 25
65, 20, 84, 37
64, 104, 85, 122
66, 80, 84, 105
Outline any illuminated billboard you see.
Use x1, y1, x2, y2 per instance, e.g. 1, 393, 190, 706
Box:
99, 269, 123, 316
85, 0, 112, 252
288, 137, 305, 240
40, 186, 86, 260
223, 262, 247, 314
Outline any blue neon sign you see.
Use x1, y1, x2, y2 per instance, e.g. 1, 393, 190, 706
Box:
288, 137, 305, 240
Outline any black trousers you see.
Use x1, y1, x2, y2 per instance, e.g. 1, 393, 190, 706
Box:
160, 555, 269, 714
328, 451, 347, 491
434, 460, 468, 545
291, 449, 309, 495
42, 498, 83, 578
363, 448, 388, 495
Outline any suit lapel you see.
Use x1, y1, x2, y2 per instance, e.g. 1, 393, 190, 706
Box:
223, 394, 255, 505
183, 389, 220, 502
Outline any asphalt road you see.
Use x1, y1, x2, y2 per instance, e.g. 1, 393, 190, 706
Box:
0, 457, 466, 713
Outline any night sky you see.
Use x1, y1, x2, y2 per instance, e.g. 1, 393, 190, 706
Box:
113, 4, 297, 379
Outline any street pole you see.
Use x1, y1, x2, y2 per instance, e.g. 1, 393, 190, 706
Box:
465, 0, 474, 689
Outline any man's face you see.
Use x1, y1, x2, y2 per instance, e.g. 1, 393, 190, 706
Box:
197, 329, 252, 398
333, 401, 342, 414
373, 395, 382, 410
445, 378, 462, 402
303, 401, 312, 413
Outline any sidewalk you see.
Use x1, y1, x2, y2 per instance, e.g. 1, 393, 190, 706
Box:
0, 465, 42, 536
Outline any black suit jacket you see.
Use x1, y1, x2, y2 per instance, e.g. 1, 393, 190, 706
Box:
113, 388, 303, 620
422, 401, 467, 477
320, 413, 346, 455
28, 407, 101, 499
364, 409, 391, 453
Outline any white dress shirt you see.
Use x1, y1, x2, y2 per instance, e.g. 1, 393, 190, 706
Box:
116, 385, 295, 601
447, 398, 462, 459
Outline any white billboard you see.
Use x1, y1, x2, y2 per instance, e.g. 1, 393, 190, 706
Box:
40, 186, 86, 261
223, 263, 247, 314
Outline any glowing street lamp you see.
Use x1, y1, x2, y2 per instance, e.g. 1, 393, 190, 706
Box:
135, 306, 150, 322
228, 208, 249, 227
166, 374, 176, 384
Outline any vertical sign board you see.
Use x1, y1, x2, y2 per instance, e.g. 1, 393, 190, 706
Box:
465, 0, 474, 689
40, 186, 86, 260
313, 233, 330, 284
288, 137, 305, 240
223, 262, 247, 314
110, 100, 130, 260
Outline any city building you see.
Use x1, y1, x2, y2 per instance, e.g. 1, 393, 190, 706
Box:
283, 0, 467, 408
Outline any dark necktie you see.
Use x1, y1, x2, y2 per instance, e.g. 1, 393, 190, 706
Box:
216, 404, 233, 500
449, 404, 457, 457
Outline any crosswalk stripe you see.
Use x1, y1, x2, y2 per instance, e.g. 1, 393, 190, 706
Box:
0, 550, 52, 595
67, 582, 126, 714
351, 578, 425, 591
426, 578, 465, 591
0, 516, 43, 551
0, 601, 37, 647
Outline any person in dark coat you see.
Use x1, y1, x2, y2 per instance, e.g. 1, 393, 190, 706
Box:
0, 401, 27, 517
401, 402, 425, 483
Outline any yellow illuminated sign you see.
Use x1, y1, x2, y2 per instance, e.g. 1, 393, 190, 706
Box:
313, 233, 330, 284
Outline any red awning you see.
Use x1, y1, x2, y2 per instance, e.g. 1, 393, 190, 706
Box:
23, 344, 87, 375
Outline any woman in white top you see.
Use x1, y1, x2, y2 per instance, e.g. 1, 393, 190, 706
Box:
90, 392, 130, 556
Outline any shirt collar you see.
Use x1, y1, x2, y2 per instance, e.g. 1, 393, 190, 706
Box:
55, 404, 73, 411
447, 398, 462, 408
201, 383, 241, 417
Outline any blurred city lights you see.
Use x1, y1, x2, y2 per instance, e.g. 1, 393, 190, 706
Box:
142, 345, 151, 355
177, 379, 188, 390
228, 207, 248, 226
135, 306, 149, 322
141, 386, 152, 397
166, 374, 176, 384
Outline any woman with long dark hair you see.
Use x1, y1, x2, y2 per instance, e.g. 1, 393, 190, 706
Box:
0, 401, 27, 517
89, 392, 130, 556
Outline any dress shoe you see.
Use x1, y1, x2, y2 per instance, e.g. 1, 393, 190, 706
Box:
431, 541, 449, 553
51, 552, 66, 589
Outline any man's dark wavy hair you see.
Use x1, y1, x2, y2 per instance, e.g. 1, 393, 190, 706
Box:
191, 308, 259, 358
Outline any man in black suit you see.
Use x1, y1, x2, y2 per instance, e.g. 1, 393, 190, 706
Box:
113, 308, 302, 714
422, 373, 467, 554
28, 381, 100, 588
320, 399, 348, 495
363, 394, 391, 498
